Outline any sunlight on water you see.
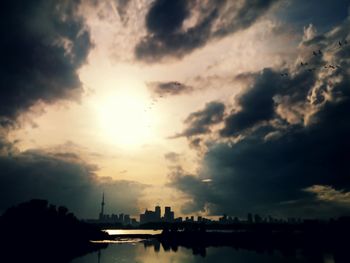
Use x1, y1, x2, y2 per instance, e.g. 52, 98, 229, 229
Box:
91, 238, 145, 244
103, 229, 162, 235
73, 241, 338, 263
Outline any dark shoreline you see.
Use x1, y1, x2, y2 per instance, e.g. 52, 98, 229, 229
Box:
0, 200, 109, 262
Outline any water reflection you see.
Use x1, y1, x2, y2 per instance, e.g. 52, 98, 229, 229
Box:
97, 250, 101, 263
72, 239, 346, 263
104, 229, 162, 235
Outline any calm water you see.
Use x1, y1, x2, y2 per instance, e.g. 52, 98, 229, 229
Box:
72, 239, 338, 263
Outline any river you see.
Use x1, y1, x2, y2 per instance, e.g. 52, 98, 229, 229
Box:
71, 229, 341, 263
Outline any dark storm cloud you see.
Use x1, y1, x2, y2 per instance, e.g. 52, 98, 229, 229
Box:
220, 65, 319, 136
0, 143, 146, 218
147, 81, 193, 97
171, 99, 350, 217
0, 0, 92, 124
167, 166, 211, 214
135, 0, 279, 62
220, 69, 279, 136
276, 0, 350, 32
173, 101, 225, 138
169, 16, 350, 217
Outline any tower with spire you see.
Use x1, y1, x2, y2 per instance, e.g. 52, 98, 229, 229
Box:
99, 192, 105, 220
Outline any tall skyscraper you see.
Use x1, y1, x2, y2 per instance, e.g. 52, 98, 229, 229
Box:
155, 206, 161, 221
247, 213, 253, 224
99, 192, 105, 220
164, 206, 174, 222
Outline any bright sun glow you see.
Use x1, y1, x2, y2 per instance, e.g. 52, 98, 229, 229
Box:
95, 83, 157, 149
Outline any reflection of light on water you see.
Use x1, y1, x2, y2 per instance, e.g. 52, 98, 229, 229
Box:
73, 241, 341, 263
103, 229, 162, 235
91, 238, 146, 244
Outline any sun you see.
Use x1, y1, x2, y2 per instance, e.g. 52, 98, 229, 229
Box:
95, 87, 156, 149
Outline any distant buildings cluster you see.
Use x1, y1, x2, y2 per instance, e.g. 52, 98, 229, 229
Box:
139, 206, 215, 224
86, 193, 304, 226
98, 212, 137, 225
218, 213, 303, 224
85, 193, 138, 226
140, 206, 175, 224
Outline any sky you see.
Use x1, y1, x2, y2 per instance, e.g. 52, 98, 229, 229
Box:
1, 0, 350, 219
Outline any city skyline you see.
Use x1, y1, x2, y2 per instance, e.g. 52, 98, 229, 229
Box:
88, 193, 334, 226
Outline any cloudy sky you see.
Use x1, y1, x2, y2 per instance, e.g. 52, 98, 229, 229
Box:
1, 0, 350, 219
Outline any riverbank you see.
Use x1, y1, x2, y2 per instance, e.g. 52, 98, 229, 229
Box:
0, 200, 109, 262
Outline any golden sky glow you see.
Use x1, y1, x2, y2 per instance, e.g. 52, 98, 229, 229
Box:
2, 0, 350, 221
6, 0, 297, 217
6, 0, 350, 221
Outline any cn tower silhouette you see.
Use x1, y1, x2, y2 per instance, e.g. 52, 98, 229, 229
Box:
99, 192, 105, 220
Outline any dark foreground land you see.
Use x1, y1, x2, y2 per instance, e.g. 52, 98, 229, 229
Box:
0, 200, 108, 262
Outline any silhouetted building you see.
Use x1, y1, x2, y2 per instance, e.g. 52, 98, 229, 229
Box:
164, 206, 174, 222
91, 193, 138, 225
247, 213, 253, 223
131, 218, 138, 226
254, 214, 262, 223
140, 206, 175, 223
124, 214, 131, 225
175, 217, 183, 223
155, 206, 161, 221
219, 214, 227, 224
99, 192, 105, 220
140, 209, 159, 224
119, 213, 124, 222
